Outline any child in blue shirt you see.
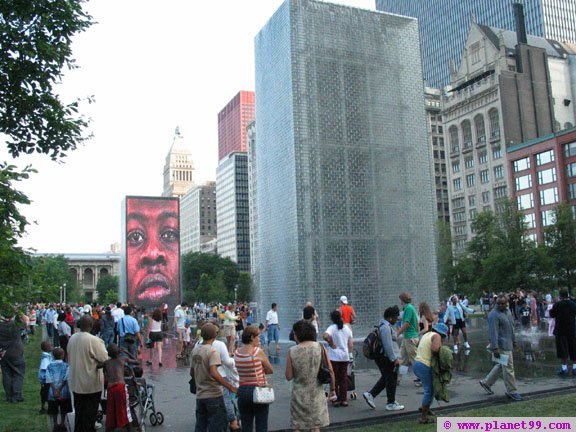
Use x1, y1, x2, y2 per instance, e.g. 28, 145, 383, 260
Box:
46, 348, 72, 432
38, 341, 53, 414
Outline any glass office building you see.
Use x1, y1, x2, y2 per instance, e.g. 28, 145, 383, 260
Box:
254, 0, 438, 336
376, 0, 576, 88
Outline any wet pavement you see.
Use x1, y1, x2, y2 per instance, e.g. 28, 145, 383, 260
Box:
132, 318, 576, 431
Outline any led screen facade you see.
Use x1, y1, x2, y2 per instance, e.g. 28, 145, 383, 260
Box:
124, 196, 180, 311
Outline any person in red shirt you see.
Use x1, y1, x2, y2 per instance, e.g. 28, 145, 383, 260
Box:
339, 296, 357, 336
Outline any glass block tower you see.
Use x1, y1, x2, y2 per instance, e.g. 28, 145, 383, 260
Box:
254, 0, 438, 337
376, 0, 576, 88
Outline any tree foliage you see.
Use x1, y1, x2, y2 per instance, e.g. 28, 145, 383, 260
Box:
28, 255, 77, 302
544, 203, 576, 293
96, 274, 118, 302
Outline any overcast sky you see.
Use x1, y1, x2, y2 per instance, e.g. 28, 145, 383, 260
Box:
8, 0, 375, 254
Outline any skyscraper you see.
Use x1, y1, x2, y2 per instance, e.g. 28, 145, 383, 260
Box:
376, 0, 576, 88
254, 0, 438, 336
180, 181, 217, 254
216, 152, 251, 271
162, 127, 194, 198
217, 91, 256, 162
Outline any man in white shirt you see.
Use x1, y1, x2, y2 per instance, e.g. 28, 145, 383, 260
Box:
265, 303, 280, 354
174, 303, 188, 359
111, 302, 125, 323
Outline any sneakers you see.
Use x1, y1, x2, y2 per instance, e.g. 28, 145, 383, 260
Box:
363, 392, 376, 409
386, 402, 405, 411
464, 341, 471, 349
557, 368, 570, 378
453, 344, 459, 353
505, 392, 523, 401
479, 380, 494, 395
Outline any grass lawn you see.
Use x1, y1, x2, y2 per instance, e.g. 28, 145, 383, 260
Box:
340, 393, 576, 432
0, 332, 48, 432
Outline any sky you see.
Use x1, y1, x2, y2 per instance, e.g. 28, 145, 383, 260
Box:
8, 0, 375, 254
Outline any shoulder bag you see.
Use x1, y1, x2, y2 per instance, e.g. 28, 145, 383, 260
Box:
317, 344, 332, 384
252, 347, 274, 404
122, 318, 136, 344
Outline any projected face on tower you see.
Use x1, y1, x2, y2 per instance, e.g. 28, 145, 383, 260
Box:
126, 197, 180, 309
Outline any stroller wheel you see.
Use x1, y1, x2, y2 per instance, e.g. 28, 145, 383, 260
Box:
149, 413, 158, 426
155, 412, 164, 425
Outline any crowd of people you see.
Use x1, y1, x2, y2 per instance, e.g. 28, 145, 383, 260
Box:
0, 287, 574, 431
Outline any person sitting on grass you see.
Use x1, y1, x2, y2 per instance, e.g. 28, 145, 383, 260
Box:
46, 348, 72, 432
102, 343, 140, 432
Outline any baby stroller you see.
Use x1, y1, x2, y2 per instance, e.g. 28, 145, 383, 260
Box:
348, 349, 357, 400
125, 364, 165, 431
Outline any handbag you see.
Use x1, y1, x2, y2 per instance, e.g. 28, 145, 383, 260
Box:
121, 318, 136, 344
252, 348, 274, 404
189, 376, 197, 394
317, 344, 332, 384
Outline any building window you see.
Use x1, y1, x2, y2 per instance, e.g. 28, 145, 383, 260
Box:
538, 167, 557, 185
567, 162, 576, 177
452, 197, 465, 209
449, 126, 459, 152
478, 151, 488, 164
466, 174, 475, 188
513, 157, 531, 172
454, 225, 467, 236
493, 147, 502, 159
480, 170, 489, 184
453, 210, 465, 222
524, 213, 536, 229
455, 239, 466, 250
494, 186, 507, 198
569, 183, 576, 200
468, 195, 476, 207
541, 209, 555, 227
470, 41, 481, 64
453, 178, 462, 191
564, 142, 576, 158
483, 205, 492, 212
489, 108, 500, 139
493, 165, 504, 179
517, 193, 534, 210
539, 187, 558, 206
515, 174, 532, 191
452, 161, 460, 173
474, 114, 486, 143
536, 149, 554, 165
469, 208, 478, 220
462, 120, 473, 148
482, 191, 491, 203
465, 156, 474, 169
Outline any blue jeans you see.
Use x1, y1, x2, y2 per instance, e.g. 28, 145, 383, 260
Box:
195, 396, 228, 432
119, 336, 138, 358
413, 361, 433, 406
238, 386, 269, 432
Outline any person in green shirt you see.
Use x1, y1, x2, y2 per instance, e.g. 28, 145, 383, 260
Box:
398, 292, 420, 386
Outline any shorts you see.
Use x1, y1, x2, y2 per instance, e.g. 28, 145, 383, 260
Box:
149, 331, 163, 343
47, 398, 72, 415
106, 383, 133, 430
40, 383, 50, 403
400, 338, 419, 366
267, 324, 279, 342
224, 325, 236, 338
555, 334, 576, 361
177, 327, 186, 339
453, 318, 466, 330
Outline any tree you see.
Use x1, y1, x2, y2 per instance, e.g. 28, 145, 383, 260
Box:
28, 255, 76, 302
236, 272, 252, 302
181, 252, 241, 300
544, 203, 576, 293
0, 1, 94, 313
207, 271, 229, 303
0, 1, 93, 159
96, 274, 119, 302
436, 219, 456, 298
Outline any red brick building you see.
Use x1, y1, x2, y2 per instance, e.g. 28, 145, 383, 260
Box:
508, 127, 576, 243
217, 90, 255, 161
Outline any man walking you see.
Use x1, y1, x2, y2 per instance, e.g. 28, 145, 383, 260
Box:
67, 315, 109, 431
479, 294, 522, 401
117, 306, 143, 359
363, 306, 404, 411
265, 303, 280, 354
397, 292, 419, 385
191, 323, 237, 432
549, 288, 576, 377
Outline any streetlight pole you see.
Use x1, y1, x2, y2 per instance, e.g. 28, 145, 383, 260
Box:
63, 283, 67, 304
59, 286, 63, 304
234, 284, 238, 303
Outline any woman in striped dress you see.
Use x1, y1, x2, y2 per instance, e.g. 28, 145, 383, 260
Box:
234, 325, 274, 432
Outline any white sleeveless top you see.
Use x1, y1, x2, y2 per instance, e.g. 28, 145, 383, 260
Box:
150, 319, 162, 332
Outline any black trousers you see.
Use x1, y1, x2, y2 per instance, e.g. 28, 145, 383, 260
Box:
1, 359, 25, 402
368, 355, 398, 404
73, 391, 101, 432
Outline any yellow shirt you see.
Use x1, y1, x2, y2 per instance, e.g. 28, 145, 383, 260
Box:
415, 332, 434, 367
67, 331, 109, 394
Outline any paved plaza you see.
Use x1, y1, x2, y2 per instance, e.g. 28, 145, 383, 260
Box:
134, 320, 576, 431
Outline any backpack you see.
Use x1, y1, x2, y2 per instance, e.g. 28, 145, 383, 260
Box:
363, 325, 382, 360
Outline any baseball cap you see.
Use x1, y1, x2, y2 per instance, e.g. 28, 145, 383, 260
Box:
340, 296, 348, 304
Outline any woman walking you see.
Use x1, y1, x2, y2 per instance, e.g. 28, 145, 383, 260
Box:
286, 320, 333, 431
235, 325, 274, 431
323, 310, 353, 407
146, 308, 164, 367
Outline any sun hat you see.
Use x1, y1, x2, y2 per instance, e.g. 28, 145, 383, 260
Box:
432, 322, 448, 337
